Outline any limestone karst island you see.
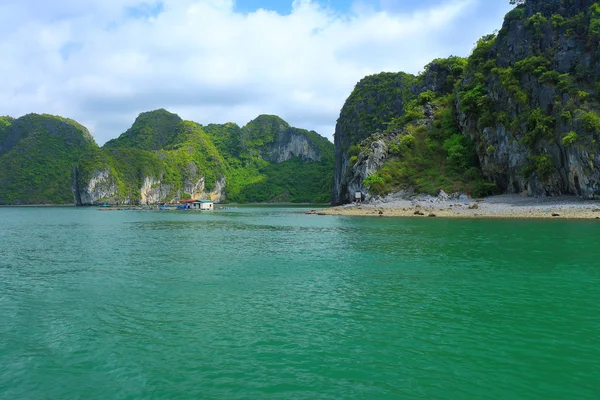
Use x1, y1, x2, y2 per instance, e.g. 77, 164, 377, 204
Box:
2, 0, 600, 219
2, 1, 600, 399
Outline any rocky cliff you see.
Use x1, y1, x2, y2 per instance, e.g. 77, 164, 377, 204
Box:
456, 0, 600, 198
265, 128, 323, 163
240, 115, 328, 163
332, 72, 418, 204
0, 110, 333, 205
333, 0, 600, 203
0, 114, 98, 204
332, 59, 469, 204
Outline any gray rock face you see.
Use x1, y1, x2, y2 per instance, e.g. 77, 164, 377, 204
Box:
72, 167, 119, 205
456, 0, 600, 198
72, 166, 227, 205
266, 129, 322, 163
346, 139, 389, 203
332, 72, 419, 204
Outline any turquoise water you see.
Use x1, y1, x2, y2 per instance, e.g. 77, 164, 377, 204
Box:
1, 207, 599, 399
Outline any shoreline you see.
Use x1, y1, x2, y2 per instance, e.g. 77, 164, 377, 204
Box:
309, 195, 600, 220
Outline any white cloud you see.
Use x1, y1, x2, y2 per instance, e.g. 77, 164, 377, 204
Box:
0, 0, 512, 144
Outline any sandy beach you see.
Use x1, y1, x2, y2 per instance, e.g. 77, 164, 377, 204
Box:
309, 194, 600, 219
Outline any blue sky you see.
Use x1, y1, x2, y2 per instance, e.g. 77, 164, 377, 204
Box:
0, 0, 514, 144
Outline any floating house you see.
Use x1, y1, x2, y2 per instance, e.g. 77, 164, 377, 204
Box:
178, 199, 214, 210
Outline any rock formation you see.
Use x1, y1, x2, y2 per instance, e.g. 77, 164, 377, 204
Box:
333, 0, 600, 203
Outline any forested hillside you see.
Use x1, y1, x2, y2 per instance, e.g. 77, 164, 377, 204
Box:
0, 111, 333, 205
333, 0, 600, 203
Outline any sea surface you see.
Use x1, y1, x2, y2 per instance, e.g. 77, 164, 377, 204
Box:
1, 206, 599, 399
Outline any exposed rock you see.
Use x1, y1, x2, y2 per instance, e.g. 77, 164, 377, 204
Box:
265, 128, 322, 163
72, 167, 119, 206
438, 190, 449, 201
332, 72, 419, 204
345, 139, 389, 203
456, 0, 600, 199
332, 0, 600, 204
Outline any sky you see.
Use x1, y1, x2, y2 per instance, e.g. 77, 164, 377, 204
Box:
0, 0, 514, 144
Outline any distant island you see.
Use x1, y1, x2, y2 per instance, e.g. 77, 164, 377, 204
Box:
0, 111, 333, 205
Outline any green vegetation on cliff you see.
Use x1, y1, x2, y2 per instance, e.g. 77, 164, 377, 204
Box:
205, 115, 334, 203
0, 114, 98, 204
104, 109, 187, 151
336, 72, 417, 152
362, 90, 497, 198
0, 110, 333, 205
334, 0, 600, 202
335, 56, 496, 201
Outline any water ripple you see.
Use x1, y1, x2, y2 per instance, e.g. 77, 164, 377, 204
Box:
0, 207, 599, 399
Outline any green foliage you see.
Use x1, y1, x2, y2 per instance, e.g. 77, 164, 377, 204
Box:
580, 111, 600, 133
335, 0, 600, 201
241, 115, 290, 151
421, 56, 468, 94
578, 91, 590, 101
506, 7, 525, 21
563, 12, 588, 38
552, 14, 565, 28
348, 144, 361, 157
459, 84, 488, 113
469, 34, 497, 68
443, 134, 473, 170
523, 108, 555, 147
526, 12, 549, 40
0, 110, 334, 205
471, 180, 500, 198
226, 157, 333, 203
0, 116, 13, 134
423, 57, 467, 77
400, 134, 416, 148
361, 96, 493, 197
522, 154, 552, 178
513, 56, 550, 76
205, 118, 334, 203
418, 91, 436, 105
539, 70, 560, 84
493, 67, 528, 104
533, 154, 554, 177
103, 109, 186, 151
560, 110, 573, 121
562, 131, 579, 147
557, 74, 576, 93
363, 173, 386, 194
337, 72, 418, 152
590, 4, 600, 36
0, 114, 97, 204
400, 101, 424, 124
202, 122, 243, 160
